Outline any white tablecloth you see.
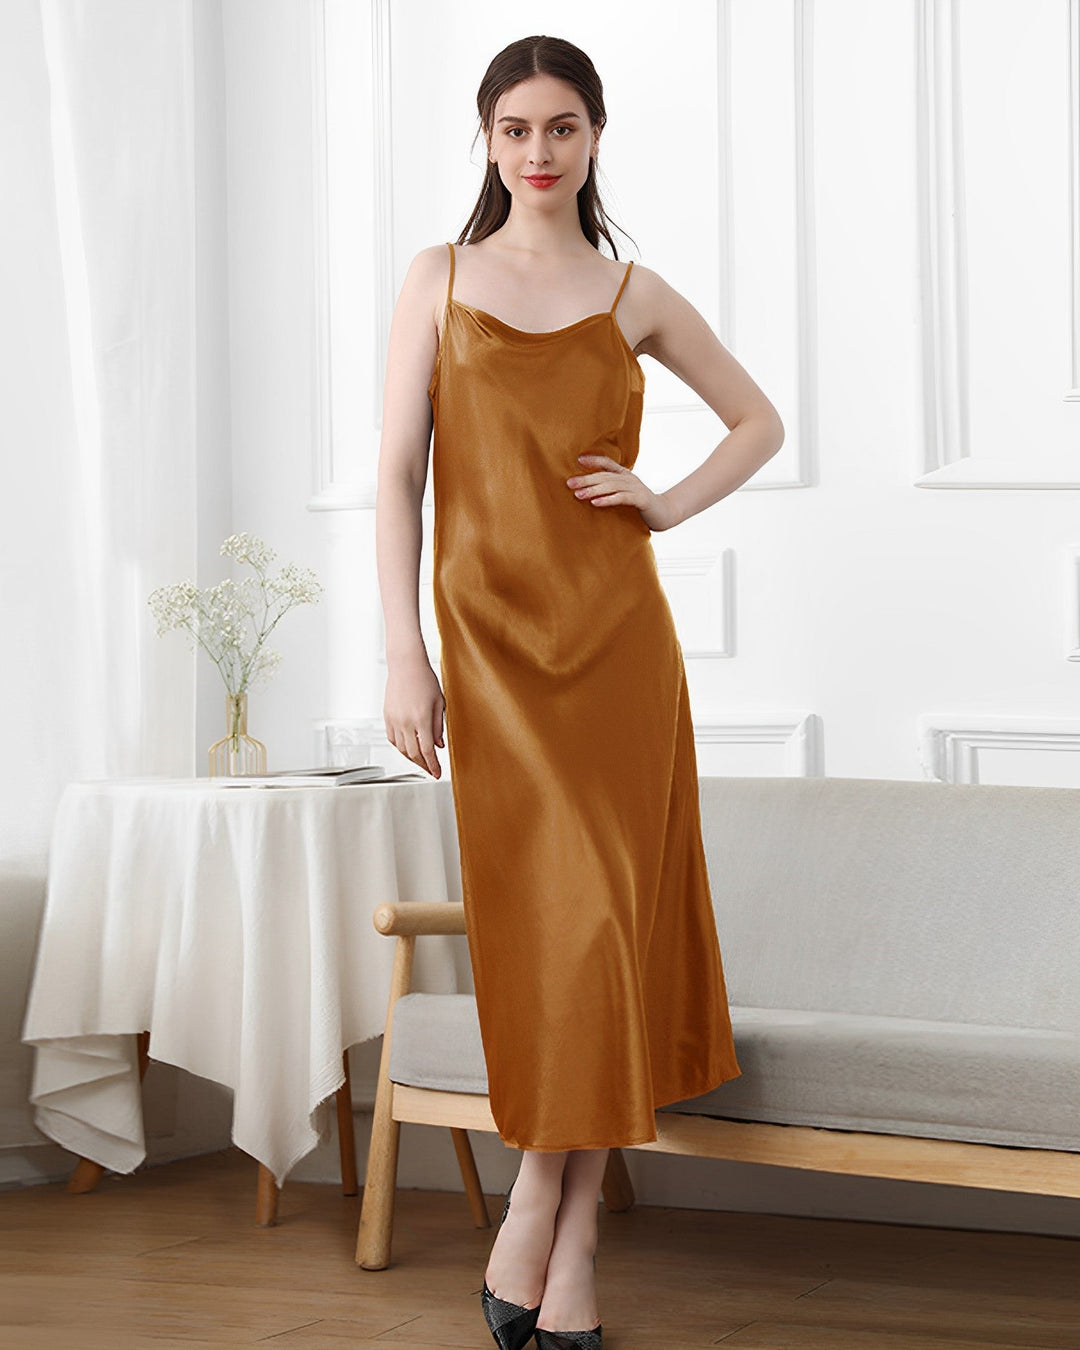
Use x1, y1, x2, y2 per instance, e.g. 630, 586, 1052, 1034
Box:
21, 777, 469, 1186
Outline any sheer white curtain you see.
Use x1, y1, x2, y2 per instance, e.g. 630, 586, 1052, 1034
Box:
38, 0, 198, 782
0, 0, 199, 1166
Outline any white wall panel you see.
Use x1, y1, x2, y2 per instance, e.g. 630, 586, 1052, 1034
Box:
916, 0, 1080, 486
919, 714, 1080, 784
310, 0, 1080, 789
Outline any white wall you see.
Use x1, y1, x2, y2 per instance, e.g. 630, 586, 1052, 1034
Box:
319, 0, 1080, 789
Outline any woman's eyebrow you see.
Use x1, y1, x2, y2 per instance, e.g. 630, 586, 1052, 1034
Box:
496, 111, 582, 125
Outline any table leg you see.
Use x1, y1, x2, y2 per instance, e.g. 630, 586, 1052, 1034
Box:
337, 1049, 359, 1197
66, 1030, 152, 1195
256, 1164, 279, 1226
66, 1157, 106, 1194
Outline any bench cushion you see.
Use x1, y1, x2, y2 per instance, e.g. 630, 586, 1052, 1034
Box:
387, 992, 1080, 1153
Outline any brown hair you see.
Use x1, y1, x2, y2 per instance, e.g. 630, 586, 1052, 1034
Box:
455, 35, 637, 259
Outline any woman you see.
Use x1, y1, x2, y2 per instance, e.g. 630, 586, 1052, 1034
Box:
375, 34, 784, 1350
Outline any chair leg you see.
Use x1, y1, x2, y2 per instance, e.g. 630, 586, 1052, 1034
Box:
601, 1146, 635, 1212
68, 1030, 152, 1196
356, 1071, 402, 1269
337, 1049, 359, 1197
450, 1126, 491, 1229
356, 935, 415, 1270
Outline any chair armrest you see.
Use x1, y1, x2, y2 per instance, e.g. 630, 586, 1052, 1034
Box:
372, 901, 467, 937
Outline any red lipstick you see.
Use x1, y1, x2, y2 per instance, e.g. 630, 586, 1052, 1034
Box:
524, 175, 560, 188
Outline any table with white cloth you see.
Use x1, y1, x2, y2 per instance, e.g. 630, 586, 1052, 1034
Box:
21, 776, 468, 1190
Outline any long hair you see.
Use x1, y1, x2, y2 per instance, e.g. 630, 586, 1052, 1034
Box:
455, 35, 636, 259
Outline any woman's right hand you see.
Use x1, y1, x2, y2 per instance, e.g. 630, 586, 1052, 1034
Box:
384, 651, 446, 779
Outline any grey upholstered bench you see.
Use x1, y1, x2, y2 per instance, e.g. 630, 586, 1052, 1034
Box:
357, 775, 1080, 1269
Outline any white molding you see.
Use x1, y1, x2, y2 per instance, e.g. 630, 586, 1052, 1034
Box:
1064, 544, 1080, 660
710, 0, 816, 493
692, 711, 822, 776
915, 0, 1080, 484
918, 714, 1080, 783
916, 458, 1080, 490
916, 0, 968, 478
655, 549, 734, 658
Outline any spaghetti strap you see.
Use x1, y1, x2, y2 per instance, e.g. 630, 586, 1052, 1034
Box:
610, 258, 634, 313
445, 241, 456, 307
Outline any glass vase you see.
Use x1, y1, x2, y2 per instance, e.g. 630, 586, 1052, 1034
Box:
208, 691, 267, 776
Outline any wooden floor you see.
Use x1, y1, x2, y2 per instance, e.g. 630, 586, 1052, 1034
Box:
0, 1148, 1078, 1348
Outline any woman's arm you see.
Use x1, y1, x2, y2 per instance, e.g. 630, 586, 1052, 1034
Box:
566, 265, 785, 531
375, 246, 446, 776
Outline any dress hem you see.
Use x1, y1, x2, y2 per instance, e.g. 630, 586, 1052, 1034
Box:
494, 1057, 743, 1152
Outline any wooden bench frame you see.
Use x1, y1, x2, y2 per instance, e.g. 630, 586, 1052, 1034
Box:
356, 901, 1080, 1270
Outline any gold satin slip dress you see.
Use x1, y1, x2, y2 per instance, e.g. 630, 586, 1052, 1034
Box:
428, 240, 741, 1151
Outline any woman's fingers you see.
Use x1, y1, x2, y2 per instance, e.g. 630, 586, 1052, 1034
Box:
413, 723, 441, 778
573, 453, 620, 471
383, 663, 445, 777
390, 719, 441, 778
571, 474, 613, 496
589, 490, 631, 505
570, 473, 639, 506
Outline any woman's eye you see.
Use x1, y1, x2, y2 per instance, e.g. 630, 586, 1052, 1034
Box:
506, 125, 574, 138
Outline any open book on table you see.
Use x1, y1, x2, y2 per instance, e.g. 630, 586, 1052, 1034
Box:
209, 765, 426, 787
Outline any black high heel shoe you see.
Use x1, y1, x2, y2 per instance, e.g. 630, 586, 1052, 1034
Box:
480, 1181, 542, 1350
533, 1252, 602, 1350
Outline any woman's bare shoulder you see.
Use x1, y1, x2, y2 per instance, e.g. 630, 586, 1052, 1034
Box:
623, 260, 672, 299
405, 241, 454, 283
617, 261, 683, 355
394, 243, 455, 326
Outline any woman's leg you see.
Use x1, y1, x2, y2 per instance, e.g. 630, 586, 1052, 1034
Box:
536, 1147, 609, 1333
484, 1148, 568, 1308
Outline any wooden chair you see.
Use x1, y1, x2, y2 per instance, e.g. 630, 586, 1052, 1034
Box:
356, 900, 636, 1270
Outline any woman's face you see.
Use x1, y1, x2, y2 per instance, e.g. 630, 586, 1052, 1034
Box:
486, 74, 600, 209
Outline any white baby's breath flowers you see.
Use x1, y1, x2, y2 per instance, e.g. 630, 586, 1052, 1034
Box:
220, 531, 276, 571
148, 533, 323, 696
